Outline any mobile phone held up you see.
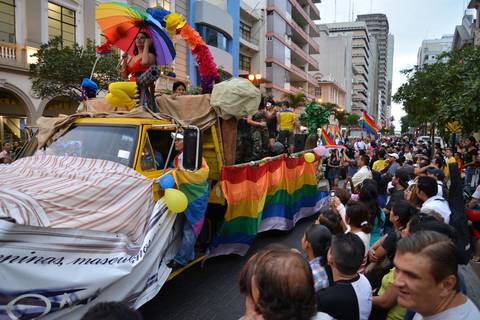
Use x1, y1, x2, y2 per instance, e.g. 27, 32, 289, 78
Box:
330, 191, 336, 198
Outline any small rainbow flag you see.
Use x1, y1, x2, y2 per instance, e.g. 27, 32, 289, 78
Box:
362, 112, 379, 136
173, 159, 210, 236
321, 128, 335, 145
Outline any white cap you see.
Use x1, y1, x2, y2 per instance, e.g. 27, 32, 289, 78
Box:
171, 132, 184, 140
388, 153, 399, 159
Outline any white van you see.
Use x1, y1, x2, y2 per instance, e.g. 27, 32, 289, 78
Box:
416, 136, 446, 148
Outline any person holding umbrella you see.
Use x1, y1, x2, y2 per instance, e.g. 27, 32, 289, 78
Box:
105, 31, 156, 110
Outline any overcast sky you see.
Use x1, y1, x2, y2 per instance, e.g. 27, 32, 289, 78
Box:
317, 0, 472, 129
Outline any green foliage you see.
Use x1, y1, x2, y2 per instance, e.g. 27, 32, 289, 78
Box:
30, 37, 121, 100
394, 46, 480, 135
299, 101, 329, 137
282, 92, 307, 108
343, 113, 360, 127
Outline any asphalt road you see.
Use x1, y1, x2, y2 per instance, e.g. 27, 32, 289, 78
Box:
139, 214, 316, 320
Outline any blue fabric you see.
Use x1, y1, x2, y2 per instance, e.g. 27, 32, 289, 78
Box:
465, 167, 476, 194
370, 209, 386, 246
174, 219, 197, 266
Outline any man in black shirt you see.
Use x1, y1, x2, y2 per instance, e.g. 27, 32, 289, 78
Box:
464, 136, 478, 194
317, 233, 372, 320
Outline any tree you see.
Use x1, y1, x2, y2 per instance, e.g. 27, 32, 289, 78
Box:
342, 113, 360, 127
30, 37, 121, 101
394, 46, 480, 135
282, 92, 307, 108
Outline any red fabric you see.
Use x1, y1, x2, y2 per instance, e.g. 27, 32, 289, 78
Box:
126, 57, 150, 81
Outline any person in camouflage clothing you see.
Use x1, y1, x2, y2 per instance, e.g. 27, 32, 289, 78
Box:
235, 117, 252, 164
247, 106, 269, 161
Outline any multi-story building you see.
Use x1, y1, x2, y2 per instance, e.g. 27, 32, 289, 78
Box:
417, 35, 453, 67
357, 14, 390, 122
240, 0, 320, 101
325, 21, 372, 115
187, 0, 239, 87
453, 12, 475, 49
386, 33, 394, 125
367, 35, 379, 119
468, 0, 480, 46
0, 0, 188, 144
239, 0, 265, 84
311, 24, 351, 112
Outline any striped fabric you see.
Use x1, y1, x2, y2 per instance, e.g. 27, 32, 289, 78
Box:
362, 111, 379, 135
173, 159, 210, 237
321, 128, 335, 145
207, 154, 327, 258
0, 155, 155, 244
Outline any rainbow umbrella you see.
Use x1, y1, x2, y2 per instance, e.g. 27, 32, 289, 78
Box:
95, 2, 175, 66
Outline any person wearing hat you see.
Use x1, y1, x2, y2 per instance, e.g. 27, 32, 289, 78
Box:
170, 132, 184, 169
385, 153, 400, 176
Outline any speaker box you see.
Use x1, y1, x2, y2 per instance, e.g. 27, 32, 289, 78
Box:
293, 133, 307, 153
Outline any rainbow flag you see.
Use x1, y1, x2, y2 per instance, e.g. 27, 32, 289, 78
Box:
362, 112, 379, 136
173, 159, 210, 236
321, 128, 335, 145
207, 154, 327, 258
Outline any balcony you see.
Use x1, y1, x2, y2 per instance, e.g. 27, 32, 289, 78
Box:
0, 42, 31, 72
290, 19, 320, 53
298, 0, 320, 20
267, 32, 318, 70
289, 0, 320, 37
240, 33, 260, 52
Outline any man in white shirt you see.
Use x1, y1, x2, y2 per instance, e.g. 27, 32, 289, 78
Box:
352, 155, 372, 191
355, 139, 366, 151
416, 176, 451, 223
394, 231, 480, 320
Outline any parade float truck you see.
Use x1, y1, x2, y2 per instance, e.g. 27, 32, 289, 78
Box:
0, 80, 326, 320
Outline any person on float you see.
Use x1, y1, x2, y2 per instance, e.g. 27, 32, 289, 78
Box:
106, 31, 156, 110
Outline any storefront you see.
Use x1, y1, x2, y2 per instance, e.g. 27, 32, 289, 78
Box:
0, 89, 28, 144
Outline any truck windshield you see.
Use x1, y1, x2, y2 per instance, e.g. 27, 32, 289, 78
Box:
35, 124, 138, 167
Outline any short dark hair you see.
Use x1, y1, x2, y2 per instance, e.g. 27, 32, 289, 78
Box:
317, 208, 344, 235
172, 81, 186, 92
81, 302, 142, 320
304, 224, 331, 261
392, 200, 419, 228
396, 231, 459, 289
360, 155, 370, 165
468, 136, 477, 144
378, 149, 386, 158
417, 176, 438, 198
253, 247, 317, 320
330, 233, 365, 275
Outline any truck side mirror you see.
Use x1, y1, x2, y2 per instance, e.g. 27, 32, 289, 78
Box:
183, 127, 202, 171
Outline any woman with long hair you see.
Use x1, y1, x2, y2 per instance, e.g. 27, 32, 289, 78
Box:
327, 149, 341, 188
358, 179, 385, 246
106, 31, 156, 110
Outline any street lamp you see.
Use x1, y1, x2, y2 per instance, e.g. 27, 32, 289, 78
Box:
248, 73, 262, 86
316, 97, 322, 103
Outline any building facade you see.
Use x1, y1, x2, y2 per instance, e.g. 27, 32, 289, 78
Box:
240, 0, 320, 101
311, 24, 351, 112
0, 0, 188, 144
187, 0, 239, 88
325, 21, 372, 115
453, 12, 475, 49
417, 35, 453, 67
386, 33, 394, 125
239, 0, 266, 84
468, 0, 480, 46
356, 14, 390, 122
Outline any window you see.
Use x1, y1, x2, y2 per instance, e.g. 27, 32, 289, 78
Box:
48, 2, 76, 47
266, 62, 272, 67
239, 54, 251, 72
197, 24, 228, 51
35, 125, 138, 167
140, 136, 155, 171
315, 87, 321, 97
149, 0, 171, 11
0, 0, 15, 43
240, 22, 251, 41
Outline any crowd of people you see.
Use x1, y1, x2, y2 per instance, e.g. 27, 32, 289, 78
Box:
0, 141, 23, 164
236, 134, 480, 320
236, 98, 302, 163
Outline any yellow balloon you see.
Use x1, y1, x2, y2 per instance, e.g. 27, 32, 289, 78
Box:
164, 188, 188, 213
304, 152, 315, 163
